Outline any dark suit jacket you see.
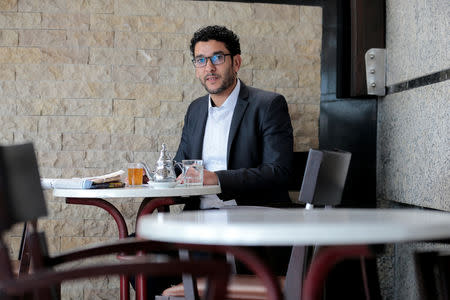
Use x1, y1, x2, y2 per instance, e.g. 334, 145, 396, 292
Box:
174, 82, 294, 206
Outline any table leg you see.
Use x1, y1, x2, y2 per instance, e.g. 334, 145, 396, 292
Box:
135, 197, 176, 300
302, 245, 372, 300
66, 197, 129, 238
66, 197, 130, 300
137, 197, 176, 219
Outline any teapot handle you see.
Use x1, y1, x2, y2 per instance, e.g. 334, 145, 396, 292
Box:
174, 161, 183, 174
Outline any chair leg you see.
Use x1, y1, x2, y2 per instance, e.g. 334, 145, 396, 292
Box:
179, 249, 199, 300
284, 246, 307, 300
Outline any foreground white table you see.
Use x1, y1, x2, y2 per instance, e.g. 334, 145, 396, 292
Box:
137, 208, 450, 300
137, 208, 450, 246
53, 184, 221, 300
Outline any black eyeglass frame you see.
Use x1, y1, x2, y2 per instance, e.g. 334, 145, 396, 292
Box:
192, 53, 232, 68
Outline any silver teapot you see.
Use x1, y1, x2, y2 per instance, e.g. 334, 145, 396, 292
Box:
152, 143, 178, 182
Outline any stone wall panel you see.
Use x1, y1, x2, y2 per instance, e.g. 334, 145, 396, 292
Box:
208, 2, 253, 22
116, 0, 161, 16
63, 133, 111, 151
39, 219, 84, 237
253, 69, 299, 89
161, 33, 189, 51
136, 49, 183, 67
0, 0, 17, 11
84, 150, 130, 168
159, 66, 196, 85
110, 134, 158, 152
0, 115, 38, 132
84, 219, 117, 237
0, 29, 18, 46
67, 30, 114, 48
62, 64, 112, 82
300, 6, 323, 25
112, 98, 159, 118
0, 98, 16, 115
163, 0, 209, 19
138, 16, 184, 33
37, 150, 86, 168
254, 3, 300, 21
19, 29, 67, 47
115, 31, 161, 49
112, 65, 158, 83
0, 129, 12, 143
60, 236, 113, 252
15, 132, 62, 151
89, 47, 136, 65
56, 81, 115, 98
42, 13, 90, 30
0, 64, 14, 80
0, 12, 41, 28
0, 47, 42, 63
41, 47, 89, 64
84, 288, 120, 300
16, 64, 64, 81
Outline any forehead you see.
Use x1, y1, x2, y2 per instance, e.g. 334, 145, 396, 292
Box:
194, 40, 228, 56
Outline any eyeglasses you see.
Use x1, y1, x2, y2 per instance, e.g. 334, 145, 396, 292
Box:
192, 53, 232, 68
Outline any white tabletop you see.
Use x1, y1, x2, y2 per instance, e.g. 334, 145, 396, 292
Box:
137, 208, 450, 246
53, 184, 221, 199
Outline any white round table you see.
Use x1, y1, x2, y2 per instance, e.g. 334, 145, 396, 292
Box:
137, 208, 450, 246
53, 184, 221, 199
137, 208, 450, 300
53, 184, 221, 300
53, 184, 221, 238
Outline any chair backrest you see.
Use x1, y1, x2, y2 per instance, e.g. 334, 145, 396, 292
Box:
0, 143, 47, 232
284, 149, 352, 298
297, 149, 351, 207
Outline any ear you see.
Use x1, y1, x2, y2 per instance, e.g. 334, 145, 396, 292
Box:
232, 54, 242, 73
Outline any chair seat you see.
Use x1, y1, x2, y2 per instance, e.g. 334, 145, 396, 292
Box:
162, 275, 285, 300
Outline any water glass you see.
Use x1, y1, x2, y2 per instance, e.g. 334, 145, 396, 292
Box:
182, 160, 203, 186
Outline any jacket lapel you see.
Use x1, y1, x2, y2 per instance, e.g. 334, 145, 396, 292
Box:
192, 96, 209, 159
227, 82, 249, 165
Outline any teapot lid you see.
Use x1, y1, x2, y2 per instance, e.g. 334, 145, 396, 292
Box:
157, 143, 171, 162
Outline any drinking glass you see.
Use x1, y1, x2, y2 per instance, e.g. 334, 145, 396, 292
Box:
182, 160, 203, 186
127, 163, 144, 186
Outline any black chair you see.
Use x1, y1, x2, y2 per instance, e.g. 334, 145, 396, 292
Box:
0, 143, 232, 300
161, 149, 352, 300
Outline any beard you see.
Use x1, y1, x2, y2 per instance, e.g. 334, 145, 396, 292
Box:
200, 67, 236, 95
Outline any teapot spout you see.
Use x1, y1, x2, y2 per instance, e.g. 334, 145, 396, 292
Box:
140, 161, 154, 181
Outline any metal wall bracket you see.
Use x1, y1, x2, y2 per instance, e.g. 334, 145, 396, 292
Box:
365, 48, 386, 96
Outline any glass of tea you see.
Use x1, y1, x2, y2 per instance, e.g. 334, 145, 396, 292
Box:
127, 163, 144, 186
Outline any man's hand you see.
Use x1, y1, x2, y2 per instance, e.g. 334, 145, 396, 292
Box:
203, 169, 219, 185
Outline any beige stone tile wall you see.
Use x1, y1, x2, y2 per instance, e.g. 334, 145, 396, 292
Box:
1, 0, 321, 298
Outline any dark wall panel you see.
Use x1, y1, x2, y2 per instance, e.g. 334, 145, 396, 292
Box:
320, 100, 377, 207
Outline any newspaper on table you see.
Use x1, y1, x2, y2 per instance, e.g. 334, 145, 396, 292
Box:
41, 170, 125, 189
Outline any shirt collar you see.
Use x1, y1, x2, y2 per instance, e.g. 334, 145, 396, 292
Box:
208, 79, 241, 110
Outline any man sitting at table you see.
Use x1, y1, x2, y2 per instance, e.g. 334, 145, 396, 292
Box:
174, 24, 294, 210
138, 25, 294, 299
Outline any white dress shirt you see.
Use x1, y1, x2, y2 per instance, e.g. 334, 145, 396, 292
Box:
200, 80, 240, 209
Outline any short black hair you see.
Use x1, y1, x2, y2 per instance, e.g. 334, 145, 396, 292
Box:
190, 25, 241, 58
